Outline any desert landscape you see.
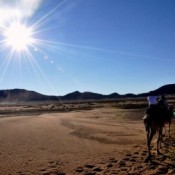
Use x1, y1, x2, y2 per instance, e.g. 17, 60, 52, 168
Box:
0, 97, 175, 175
0, 0, 174, 174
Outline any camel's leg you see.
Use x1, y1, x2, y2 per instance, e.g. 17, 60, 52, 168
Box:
157, 127, 163, 154
145, 124, 149, 141
145, 128, 155, 162
168, 122, 171, 138
144, 120, 150, 154
147, 130, 149, 143
163, 125, 166, 137
144, 119, 150, 144
148, 129, 155, 153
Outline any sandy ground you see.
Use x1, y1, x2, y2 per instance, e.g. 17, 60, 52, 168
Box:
0, 106, 175, 175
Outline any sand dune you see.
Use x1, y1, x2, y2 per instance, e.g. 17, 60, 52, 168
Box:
0, 106, 174, 174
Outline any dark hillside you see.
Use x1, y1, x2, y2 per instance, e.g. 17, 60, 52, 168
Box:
0, 84, 175, 102
139, 84, 175, 96
0, 89, 58, 102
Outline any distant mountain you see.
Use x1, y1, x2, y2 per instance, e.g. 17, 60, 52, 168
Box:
0, 84, 175, 102
0, 89, 58, 102
61, 91, 106, 101
60, 91, 136, 101
149, 84, 175, 95
138, 84, 175, 96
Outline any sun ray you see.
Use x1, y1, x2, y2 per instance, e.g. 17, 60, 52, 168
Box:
0, 0, 77, 96
33, 37, 175, 63
31, 0, 66, 30
0, 49, 16, 83
23, 47, 63, 101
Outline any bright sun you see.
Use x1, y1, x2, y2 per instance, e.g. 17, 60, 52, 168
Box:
3, 22, 34, 52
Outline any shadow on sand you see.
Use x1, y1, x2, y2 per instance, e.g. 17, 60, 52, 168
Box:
142, 137, 175, 174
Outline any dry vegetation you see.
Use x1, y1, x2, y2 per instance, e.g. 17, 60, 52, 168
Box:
0, 96, 175, 174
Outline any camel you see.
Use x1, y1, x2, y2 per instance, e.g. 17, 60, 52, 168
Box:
143, 105, 173, 162
163, 106, 174, 138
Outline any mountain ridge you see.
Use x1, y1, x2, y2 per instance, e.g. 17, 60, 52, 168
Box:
0, 84, 175, 102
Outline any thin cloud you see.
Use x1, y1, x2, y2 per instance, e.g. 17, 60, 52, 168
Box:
18, 0, 42, 17
0, 0, 42, 22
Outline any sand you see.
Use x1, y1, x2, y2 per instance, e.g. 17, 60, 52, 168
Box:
0, 106, 174, 175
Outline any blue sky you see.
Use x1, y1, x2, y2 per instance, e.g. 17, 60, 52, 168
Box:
0, 0, 175, 95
